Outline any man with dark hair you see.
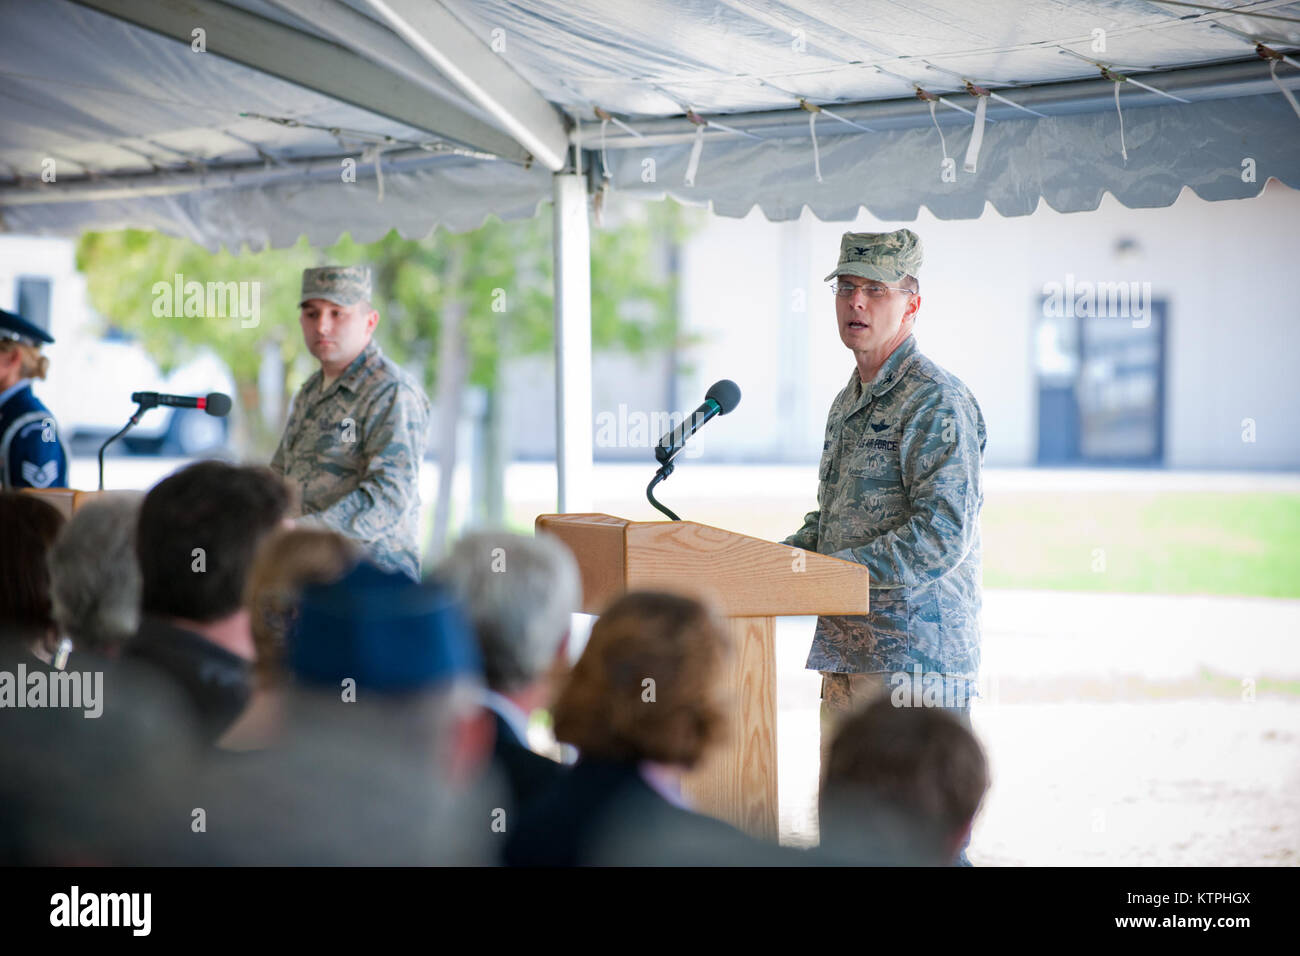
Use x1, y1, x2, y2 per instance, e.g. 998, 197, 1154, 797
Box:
818, 697, 989, 866
125, 460, 290, 743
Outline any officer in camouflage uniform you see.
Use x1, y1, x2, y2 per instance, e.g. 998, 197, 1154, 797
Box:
271, 266, 431, 581
784, 230, 986, 862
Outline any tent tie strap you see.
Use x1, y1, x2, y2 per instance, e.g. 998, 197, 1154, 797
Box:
593, 106, 643, 179
963, 82, 991, 174
924, 97, 950, 171
1113, 81, 1128, 164
594, 106, 613, 180
359, 142, 395, 203
800, 99, 824, 183
1267, 59, 1300, 121
1092, 68, 1130, 164
1256, 45, 1300, 121
684, 109, 707, 186
600, 117, 611, 178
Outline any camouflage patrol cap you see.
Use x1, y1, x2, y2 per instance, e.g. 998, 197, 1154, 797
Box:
300, 265, 372, 308
824, 229, 924, 283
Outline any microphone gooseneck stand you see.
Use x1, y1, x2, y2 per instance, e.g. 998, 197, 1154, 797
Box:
97, 402, 149, 491
645, 460, 682, 521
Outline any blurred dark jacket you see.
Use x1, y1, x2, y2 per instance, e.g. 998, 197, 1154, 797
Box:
811, 795, 962, 866
489, 708, 566, 817
184, 695, 500, 866
504, 756, 805, 866
0, 645, 202, 864
124, 615, 251, 744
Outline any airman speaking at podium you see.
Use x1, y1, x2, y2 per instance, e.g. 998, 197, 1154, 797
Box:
783, 230, 987, 799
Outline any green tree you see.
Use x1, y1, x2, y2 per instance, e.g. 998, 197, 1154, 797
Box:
76, 195, 700, 547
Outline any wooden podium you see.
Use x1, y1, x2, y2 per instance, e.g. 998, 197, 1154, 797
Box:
17, 488, 107, 519
536, 512, 870, 841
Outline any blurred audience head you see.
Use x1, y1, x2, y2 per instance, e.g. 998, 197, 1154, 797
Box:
47, 491, 144, 657
436, 529, 580, 697
553, 591, 730, 769
0, 491, 66, 653
286, 561, 490, 785
820, 697, 989, 865
0, 664, 201, 865
244, 527, 359, 684
137, 460, 290, 623
167, 563, 498, 865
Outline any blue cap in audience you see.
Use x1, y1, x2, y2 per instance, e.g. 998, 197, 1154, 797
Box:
288, 562, 481, 693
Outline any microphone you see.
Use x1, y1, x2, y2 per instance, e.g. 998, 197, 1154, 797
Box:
130, 391, 232, 417
646, 380, 741, 522
654, 379, 741, 465
100, 391, 234, 489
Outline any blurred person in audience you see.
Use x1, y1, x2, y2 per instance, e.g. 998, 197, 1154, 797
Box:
190, 561, 499, 865
0, 662, 201, 865
47, 492, 144, 661
125, 460, 290, 744
436, 529, 580, 817
505, 591, 801, 866
2, 499, 201, 865
219, 527, 360, 751
0, 491, 66, 666
816, 697, 989, 866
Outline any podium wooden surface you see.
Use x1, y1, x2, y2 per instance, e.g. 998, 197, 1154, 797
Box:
536, 512, 870, 841
17, 488, 109, 519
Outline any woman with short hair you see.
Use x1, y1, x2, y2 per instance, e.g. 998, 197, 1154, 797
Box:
505, 590, 794, 866
218, 527, 360, 751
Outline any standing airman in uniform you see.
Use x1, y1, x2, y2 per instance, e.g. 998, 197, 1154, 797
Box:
271, 266, 431, 581
0, 308, 68, 491
784, 230, 987, 862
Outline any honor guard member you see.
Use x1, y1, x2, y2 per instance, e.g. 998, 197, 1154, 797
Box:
0, 308, 68, 491
783, 231, 987, 847
271, 266, 432, 581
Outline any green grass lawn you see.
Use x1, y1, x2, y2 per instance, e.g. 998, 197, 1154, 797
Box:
981, 491, 1300, 598
452, 488, 1300, 600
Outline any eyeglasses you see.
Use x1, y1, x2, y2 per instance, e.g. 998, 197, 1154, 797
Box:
831, 280, 916, 299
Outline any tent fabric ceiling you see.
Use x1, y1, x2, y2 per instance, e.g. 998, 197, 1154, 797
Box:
1, 0, 1298, 248
2, 2, 432, 180
434, 0, 1300, 115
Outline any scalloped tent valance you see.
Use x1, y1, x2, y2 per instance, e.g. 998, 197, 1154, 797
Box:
2, 0, 1298, 249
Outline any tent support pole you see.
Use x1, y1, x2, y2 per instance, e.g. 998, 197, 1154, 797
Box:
552, 172, 593, 513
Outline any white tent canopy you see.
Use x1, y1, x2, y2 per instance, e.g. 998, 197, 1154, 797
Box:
3, 0, 1299, 244
3, 0, 1298, 510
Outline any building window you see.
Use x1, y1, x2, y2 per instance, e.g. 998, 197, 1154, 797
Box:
1035, 294, 1166, 466
15, 276, 53, 335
